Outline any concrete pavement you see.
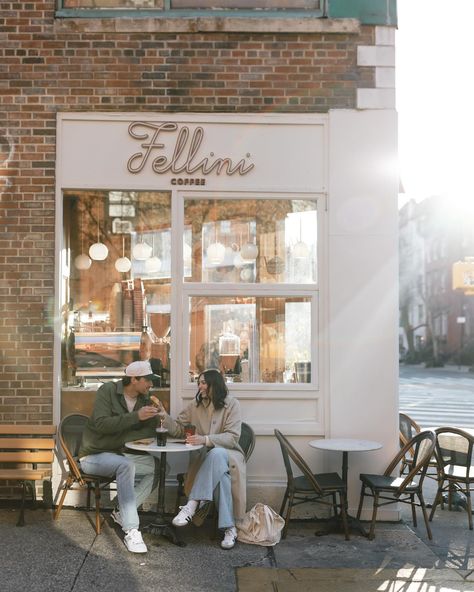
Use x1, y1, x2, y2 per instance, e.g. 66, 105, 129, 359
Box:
2, 477, 474, 592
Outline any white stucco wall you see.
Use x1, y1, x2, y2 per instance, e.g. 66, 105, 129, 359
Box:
326, 109, 399, 518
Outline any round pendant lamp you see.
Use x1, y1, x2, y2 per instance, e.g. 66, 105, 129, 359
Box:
74, 207, 92, 270
89, 205, 108, 261
132, 238, 152, 260
115, 236, 131, 273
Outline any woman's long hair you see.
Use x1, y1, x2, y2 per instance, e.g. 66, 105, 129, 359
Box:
195, 369, 228, 410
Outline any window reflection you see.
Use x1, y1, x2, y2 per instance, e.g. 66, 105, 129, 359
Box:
189, 296, 313, 384
184, 198, 317, 284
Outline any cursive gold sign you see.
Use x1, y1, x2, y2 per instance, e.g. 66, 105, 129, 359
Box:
127, 122, 255, 177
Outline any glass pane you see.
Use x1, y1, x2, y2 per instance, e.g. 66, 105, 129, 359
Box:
189, 296, 313, 384
184, 198, 317, 284
61, 190, 171, 388
172, 1, 319, 8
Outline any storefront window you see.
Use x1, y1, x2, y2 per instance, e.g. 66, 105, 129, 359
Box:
184, 198, 317, 284
189, 296, 313, 384
61, 190, 172, 388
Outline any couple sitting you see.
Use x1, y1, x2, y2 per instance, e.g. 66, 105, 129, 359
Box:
79, 362, 246, 553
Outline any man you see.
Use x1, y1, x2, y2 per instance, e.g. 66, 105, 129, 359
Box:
79, 360, 160, 553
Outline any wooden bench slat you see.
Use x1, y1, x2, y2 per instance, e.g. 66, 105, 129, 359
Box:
0, 469, 49, 480
0, 451, 54, 463
0, 438, 56, 449
0, 425, 56, 435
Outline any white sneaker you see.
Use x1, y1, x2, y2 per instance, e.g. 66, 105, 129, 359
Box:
111, 509, 123, 528
172, 504, 195, 527
124, 528, 147, 553
221, 526, 237, 550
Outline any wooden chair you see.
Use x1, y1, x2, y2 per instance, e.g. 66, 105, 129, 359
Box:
357, 429, 436, 540
429, 427, 474, 530
274, 429, 349, 540
399, 412, 422, 475
174, 421, 256, 518
54, 413, 115, 534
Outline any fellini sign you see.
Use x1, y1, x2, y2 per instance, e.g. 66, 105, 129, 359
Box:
57, 113, 327, 192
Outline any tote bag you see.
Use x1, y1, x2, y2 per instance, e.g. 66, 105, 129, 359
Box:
237, 503, 285, 546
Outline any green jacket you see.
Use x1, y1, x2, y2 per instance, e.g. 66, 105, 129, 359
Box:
79, 380, 158, 457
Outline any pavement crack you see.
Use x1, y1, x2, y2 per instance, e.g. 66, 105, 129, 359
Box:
69, 534, 98, 591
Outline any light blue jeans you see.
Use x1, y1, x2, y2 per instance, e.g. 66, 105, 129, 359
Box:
188, 447, 234, 530
80, 452, 157, 532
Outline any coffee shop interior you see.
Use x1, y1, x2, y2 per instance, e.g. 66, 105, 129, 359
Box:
60, 190, 318, 418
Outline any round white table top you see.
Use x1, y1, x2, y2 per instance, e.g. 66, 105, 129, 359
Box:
125, 438, 203, 457
308, 438, 382, 453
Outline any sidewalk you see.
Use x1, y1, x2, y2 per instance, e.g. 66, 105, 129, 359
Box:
2, 481, 474, 592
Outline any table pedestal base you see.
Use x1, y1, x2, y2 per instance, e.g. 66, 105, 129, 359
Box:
144, 516, 186, 547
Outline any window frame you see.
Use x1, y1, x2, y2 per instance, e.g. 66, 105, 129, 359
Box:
175, 191, 322, 398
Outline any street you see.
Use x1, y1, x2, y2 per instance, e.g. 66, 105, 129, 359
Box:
399, 364, 474, 429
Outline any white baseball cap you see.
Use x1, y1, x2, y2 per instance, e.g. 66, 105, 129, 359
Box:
125, 360, 159, 380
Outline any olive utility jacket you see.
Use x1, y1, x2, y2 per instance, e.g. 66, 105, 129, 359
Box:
79, 380, 159, 458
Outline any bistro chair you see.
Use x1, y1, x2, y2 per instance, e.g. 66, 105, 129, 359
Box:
429, 427, 474, 530
174, 421, 256, 519
54, 413, 116, 535
399, 412, 438, 479
274, 429, 349, 540
356, 429, 436, 540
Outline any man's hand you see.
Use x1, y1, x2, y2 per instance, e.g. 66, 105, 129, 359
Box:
138, 405, 159, 421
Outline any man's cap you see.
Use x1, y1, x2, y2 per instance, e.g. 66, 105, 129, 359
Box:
125, 360, 160, 380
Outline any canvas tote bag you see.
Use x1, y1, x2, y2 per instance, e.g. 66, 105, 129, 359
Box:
237, 503, 285, 546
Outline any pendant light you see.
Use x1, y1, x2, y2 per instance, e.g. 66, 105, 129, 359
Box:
206, 220, 225, 265
292, 218, 310, 259
132, 234, 152, 260
89, 202, 109, 261
240, 223, 258, 261
115, 236, 131, 273
74, 207, 92, 271
145, 235, 162, 273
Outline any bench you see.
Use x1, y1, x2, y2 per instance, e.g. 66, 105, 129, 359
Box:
0, 424, 56, 526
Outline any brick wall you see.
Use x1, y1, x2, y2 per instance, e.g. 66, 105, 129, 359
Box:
0, 3, 375, 424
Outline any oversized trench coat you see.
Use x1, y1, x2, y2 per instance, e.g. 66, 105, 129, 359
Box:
162, 395, 247, 520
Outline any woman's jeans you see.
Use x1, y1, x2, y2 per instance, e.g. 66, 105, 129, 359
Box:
188, 447, 234, 530
80, 452, 157, 532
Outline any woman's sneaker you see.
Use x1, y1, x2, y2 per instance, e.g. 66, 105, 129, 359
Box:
221, 526, 237, 550
172, 504, 195, 527
124, 528, 147, 553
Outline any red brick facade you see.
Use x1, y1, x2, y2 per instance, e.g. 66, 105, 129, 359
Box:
0, 4, 375, 424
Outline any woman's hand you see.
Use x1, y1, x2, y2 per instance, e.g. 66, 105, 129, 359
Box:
186, 434, 206, 446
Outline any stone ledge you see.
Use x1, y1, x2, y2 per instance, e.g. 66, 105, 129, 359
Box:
54, 16, 361, 35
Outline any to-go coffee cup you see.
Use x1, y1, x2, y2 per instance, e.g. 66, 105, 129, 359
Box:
156, 427, 168, 447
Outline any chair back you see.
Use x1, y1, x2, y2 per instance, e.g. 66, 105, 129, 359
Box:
385, 429, 436, 493
239, 422, 256, 462
435, 427, 474, 480
399, 412, 420, 448
274, 429, 323, 494
58, 413, 89, 483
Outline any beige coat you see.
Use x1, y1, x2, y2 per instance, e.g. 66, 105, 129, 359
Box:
163, 396, 247, 520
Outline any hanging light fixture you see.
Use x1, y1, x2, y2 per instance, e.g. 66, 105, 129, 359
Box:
145, 235, 162, 273
292, 217, 310, 259
206, 219, 225, 265
115, 236, 131, 273
240, 222, 258, 261
75, 206, 92, 270
89, 202, 109, 261
132, 234, 152, 260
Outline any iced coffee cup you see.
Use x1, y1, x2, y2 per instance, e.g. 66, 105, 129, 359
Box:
155, 427, 168, 447
184, 424, 196, 438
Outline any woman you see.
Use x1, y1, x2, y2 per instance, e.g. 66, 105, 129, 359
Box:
159, 368, 245, 549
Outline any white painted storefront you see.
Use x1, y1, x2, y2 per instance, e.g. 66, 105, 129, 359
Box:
54, 110, 398, 519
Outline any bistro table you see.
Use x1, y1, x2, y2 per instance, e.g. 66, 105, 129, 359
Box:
125, 438, 202, 546
309, 438, 382, 536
